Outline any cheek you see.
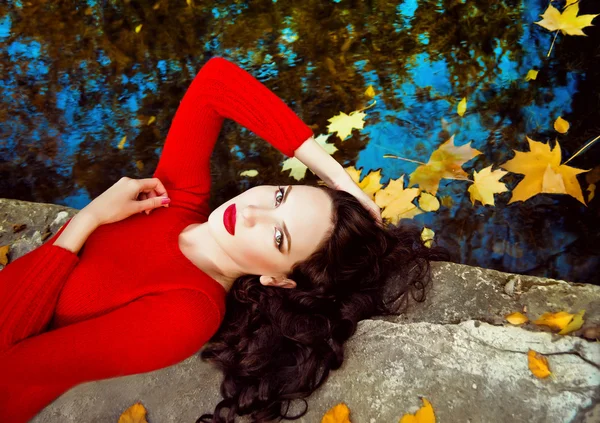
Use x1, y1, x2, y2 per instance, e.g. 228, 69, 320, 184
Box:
235, 241, 275, 272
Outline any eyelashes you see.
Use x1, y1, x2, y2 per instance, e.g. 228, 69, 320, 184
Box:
274, 186, 285, 251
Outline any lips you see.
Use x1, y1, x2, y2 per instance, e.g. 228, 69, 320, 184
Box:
224, 204, 236, 235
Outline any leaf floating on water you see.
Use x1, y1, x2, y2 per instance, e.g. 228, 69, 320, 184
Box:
533, 311, 574, 331
327, 110, 366, 141
399, 397, 436, 423
135, 24, 143, 33
558, 309, 585, 335
505, 312, 529, 325
553, 116, 570, 134
282, 134, 338, 181
525, 69, 539, 81
0, 245, 9, 266
528, 349, 551, 379
118, 402, 148, 423
535, 3, 598, 36
135, 160, 144, 171
345, 166, 383, 199
240, 169, 258, 177
409, 135, 482, 195
365, 85, 376, 98
588, 183, 596, 202
421, 227, 435, 248
440, 195, 454, 208
375, 175, 422, 224
500, 137, 588, 205
468, 166, 509, 206
147, 116, 156, 125
321, 403, 352, 423
118, 136, 127, 150
418, 192, 440, 212
457, 97, 467, 117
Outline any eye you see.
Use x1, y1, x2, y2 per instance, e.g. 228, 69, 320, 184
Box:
274, 227, 283, 251
274, 186, 285, 251
274, 185, 285, 207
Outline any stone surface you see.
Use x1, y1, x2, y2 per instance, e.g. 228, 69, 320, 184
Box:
1, 198, 599, 422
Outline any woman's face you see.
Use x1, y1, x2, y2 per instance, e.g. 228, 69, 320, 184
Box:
207, 184, 333, 279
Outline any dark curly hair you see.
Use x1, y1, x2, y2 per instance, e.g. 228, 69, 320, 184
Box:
196, 186, 450, 422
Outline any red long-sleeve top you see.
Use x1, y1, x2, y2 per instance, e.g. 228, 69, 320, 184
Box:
0, 57, 313, 422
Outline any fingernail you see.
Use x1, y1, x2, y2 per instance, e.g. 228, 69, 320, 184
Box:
145, 210, 149, 215
161, 197, 171, 205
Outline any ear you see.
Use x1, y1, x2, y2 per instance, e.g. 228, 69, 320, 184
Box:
259, 275, 297, 289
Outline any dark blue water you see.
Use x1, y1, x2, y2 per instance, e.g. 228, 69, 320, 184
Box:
0, 0, 598, 283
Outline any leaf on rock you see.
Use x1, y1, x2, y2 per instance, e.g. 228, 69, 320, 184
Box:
527, 349, 551, 379
468, 166, 509, 206
282, 134, 338, 181
409, 135, 482, 195
399, 397, 436, 423
421, 227, 435, 248
554, 116, 570, 133
118, 402, 148, 423
240, 169, 258, 177
327, 110, 366, 141
457, 97, 467, 117
375, 175, 422, 224
418, 192, 440, 212
535, 3, 598, 36
321, 403, 352, 423
500, 137, 588, 204
558, 309, 585, 335
0, 245, 9, 266
525, 69, 539, 81
505, 311, 529, 325
533, 311, 574, 330
345, 166, 383, 199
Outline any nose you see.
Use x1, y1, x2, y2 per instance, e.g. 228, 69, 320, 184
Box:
241, 205, 274, 227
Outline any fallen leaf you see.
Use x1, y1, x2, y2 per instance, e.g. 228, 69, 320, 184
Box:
147, 116, 156, 125
457, 97, 467, 117
118, 136, 127, 150
525, 69, 539, 81
409, 135, 482, 195
375, 175, 422, 224
421, 227, 435, 248
506, 312, 529, 325
468, 166, 509, 206
553, 116, 570, 133
558, 309, 585, 335
327, 110, 366, 141
282, 134, 338, 181
0, 245, 9, 266
321, 403, 352, 423
135, 160, 144, 171
528, 349, 551, 379
345, 166, 383, 199
440, 195, 454, 208
418, 192, 440, 212
135, 24, 143, 33
500, 137, 588, 204
118, 402, 148, 423
533, 311, 574, 331
365, 85, 376, 98
535, 3, 598, 36
240, 169, 258, 177
588, 183, 596, 202
399, 397, 436, 423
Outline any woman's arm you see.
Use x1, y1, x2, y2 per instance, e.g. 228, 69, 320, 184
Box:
52, 211, 98, 254
0, 289, 222, 423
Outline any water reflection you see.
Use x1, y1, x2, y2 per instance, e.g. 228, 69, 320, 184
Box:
0, 0, 598, 283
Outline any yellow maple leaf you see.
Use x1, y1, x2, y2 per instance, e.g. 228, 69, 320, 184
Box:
399, 398, 436, 423
365, 85, 376, 98
375, 175, 422, 224
467, 166, 509, 206
345, 166, 383, 199
558, 309, 585, 335
409, 135, 482, 195
505, 311, 529, 325
321, 403, 352, 423
118, 402, 148, 423
327, 110, 366, 141
500, 137, 588, 204
525, 69, 539, 81
457, 97, 467, 117
282, 134, 338, 181
418, 192, 440, 212
553, 116, 570, 133
421, 227, 435, 248
535, 2, 598, 36
240, 169, 258, 177
533, 311, 574, 330
528, 349, 551, 379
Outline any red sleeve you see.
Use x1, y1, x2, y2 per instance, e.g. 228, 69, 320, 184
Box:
153, 56, 313, 194
0, 289, 222, 423
0, 217, 79, 351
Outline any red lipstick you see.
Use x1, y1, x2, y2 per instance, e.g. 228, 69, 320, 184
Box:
224, 204, 236, 235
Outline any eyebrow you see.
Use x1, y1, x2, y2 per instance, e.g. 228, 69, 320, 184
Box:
282, 185, 292, 254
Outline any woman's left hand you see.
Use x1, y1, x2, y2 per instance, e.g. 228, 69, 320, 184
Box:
82, 177, 170, 226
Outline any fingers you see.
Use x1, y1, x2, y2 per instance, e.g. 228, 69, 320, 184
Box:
138, 196, 170, 214
138, 178, 168, 197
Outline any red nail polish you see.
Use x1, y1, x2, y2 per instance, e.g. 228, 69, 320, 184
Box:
161, 198, 171, 205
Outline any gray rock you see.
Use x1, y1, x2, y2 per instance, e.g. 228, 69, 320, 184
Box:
1, 198, 598, 422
